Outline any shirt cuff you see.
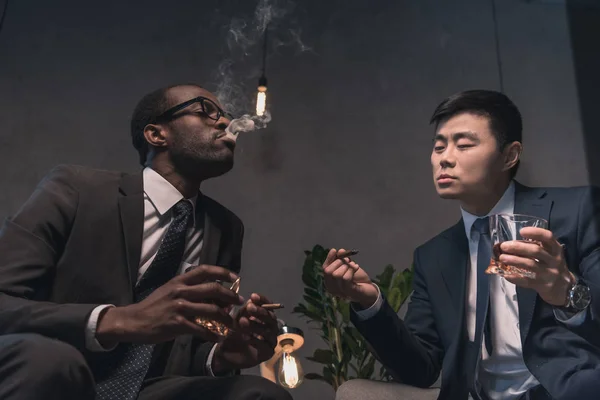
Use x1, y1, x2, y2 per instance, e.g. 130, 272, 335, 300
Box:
205, 343, 236, 377
351, 284, 383, 321
553, 307, 588, 327
85, 304, 118, 352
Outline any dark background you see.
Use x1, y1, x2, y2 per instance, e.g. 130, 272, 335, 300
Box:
0, 0, 598, 398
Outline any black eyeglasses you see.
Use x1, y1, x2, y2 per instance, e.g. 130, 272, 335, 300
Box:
152, 96, 234, 124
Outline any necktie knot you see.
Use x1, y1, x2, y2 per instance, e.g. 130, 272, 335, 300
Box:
174, 199, 193, 217
472, 217, 490, 235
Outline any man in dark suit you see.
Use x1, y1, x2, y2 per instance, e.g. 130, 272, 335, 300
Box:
0, 84, 292, 400
323, 90, 600, 399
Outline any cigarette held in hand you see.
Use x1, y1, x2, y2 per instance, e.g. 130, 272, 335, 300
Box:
336, 249, 359, 259
262, 303, 284, 310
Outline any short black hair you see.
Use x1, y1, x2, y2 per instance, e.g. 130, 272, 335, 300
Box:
430, 89, 523, 178
130, 84, 203, 166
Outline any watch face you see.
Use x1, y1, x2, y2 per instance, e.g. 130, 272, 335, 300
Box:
572, 284, 592, 310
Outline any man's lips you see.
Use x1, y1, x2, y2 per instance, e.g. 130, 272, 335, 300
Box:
437, 174, 456, 184
216, 134, 236, 149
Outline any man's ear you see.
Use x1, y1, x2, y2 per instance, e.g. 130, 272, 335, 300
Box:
143, 124, 168, 148
502, 141, 522, 172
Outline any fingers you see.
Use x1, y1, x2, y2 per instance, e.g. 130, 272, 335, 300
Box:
342, 264, 356, 282
332, 264, 350, 279
177, 317, 224, 342
500, 239, 552, 264
498, 254, 539, 273
248, 293, 272, 306
242, 299, 278, 328
324, 248, 338, 267
323, 255, 361, 298
518, 227, 562, 256
235, 317, 279, 351
179, 264, 238, 286
178, 301, 235, 328
243, 334, 277, 359
235, 295, 278, 345
177, 282, 244, 306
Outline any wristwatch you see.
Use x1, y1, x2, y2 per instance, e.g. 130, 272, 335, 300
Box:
563, 276, 592, 312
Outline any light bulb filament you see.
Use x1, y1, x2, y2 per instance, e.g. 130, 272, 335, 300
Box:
256, 86, 267, 116
282, 353, 299, 387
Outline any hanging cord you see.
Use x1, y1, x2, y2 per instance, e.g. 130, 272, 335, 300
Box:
0, 0, 9, 39
491, 0, 505, 92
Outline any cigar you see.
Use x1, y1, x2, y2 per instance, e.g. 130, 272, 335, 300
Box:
336, 249, 359, 259
262, 303, 284, 310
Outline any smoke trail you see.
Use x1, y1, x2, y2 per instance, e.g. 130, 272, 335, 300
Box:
213, 0, 309, 124
225, 111, 272, 137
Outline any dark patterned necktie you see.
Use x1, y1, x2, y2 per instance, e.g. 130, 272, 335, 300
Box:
473, 217, 494, 357
96, 200, 193, 400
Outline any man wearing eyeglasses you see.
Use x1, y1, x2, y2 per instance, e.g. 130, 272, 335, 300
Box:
0, 84, 291, 400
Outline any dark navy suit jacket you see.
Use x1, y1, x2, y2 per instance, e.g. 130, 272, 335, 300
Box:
352, 183, 600, 400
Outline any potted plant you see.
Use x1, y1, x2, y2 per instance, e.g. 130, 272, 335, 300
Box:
293, 245, 414, 391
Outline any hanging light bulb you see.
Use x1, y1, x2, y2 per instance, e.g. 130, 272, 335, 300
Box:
256, 75, 267, 117
256, 24, 269, 117
278, 340, 304, 389
259, 323, 305, 388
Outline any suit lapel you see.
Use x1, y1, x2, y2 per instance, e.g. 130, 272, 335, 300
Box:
197, 196, 221, 266
513, 182, 553, 343
118, 172, 145, 293
440, 220, 469, 316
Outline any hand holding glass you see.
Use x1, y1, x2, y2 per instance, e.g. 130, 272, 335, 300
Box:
486, 213, 548, 279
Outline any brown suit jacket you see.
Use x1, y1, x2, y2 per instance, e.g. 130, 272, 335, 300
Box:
0, 164, 244, 379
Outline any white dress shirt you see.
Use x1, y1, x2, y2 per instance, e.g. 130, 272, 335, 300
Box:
85, 167, 220, 375
355, 181, 585, 399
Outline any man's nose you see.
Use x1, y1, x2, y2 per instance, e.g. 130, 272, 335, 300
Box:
215, 115, 230, 131
439, 148, 456, 168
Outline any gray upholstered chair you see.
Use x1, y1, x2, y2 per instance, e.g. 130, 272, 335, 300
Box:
335, 292, 441, 400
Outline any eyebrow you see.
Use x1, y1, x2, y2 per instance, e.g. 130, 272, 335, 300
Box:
433, 131, 479, 143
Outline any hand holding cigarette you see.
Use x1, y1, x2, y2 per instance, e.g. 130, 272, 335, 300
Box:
336, 249, 359, 259
322, 248, 379, 310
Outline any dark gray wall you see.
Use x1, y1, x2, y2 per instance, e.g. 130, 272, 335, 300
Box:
0, 1, 591, 399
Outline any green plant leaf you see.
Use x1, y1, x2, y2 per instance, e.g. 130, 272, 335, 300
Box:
292, 304, 306, 313
338, 301, 350, 324
302, 254, 314, 271
312, 245, 328, 263
323, 366, 335, 384
294, 245, 414, 388
306, 349, 335, 365
293, 304, 324, 322
342, 327, 362, 358
322, 323, 330, 338
304, 287, 322, 300
391, 271, 405, 290
387, 287, 403, 312
374, 265, 395, 290
359, 356, 376, 379
302, 272, 317, 288
303, 294, 324, 309
340, 342, 353, 367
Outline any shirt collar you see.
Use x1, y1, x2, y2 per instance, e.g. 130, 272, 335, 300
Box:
143, 167, 198, 217
461, 180, 515, 238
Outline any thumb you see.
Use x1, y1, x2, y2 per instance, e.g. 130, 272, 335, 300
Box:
324, 248, 337, 267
